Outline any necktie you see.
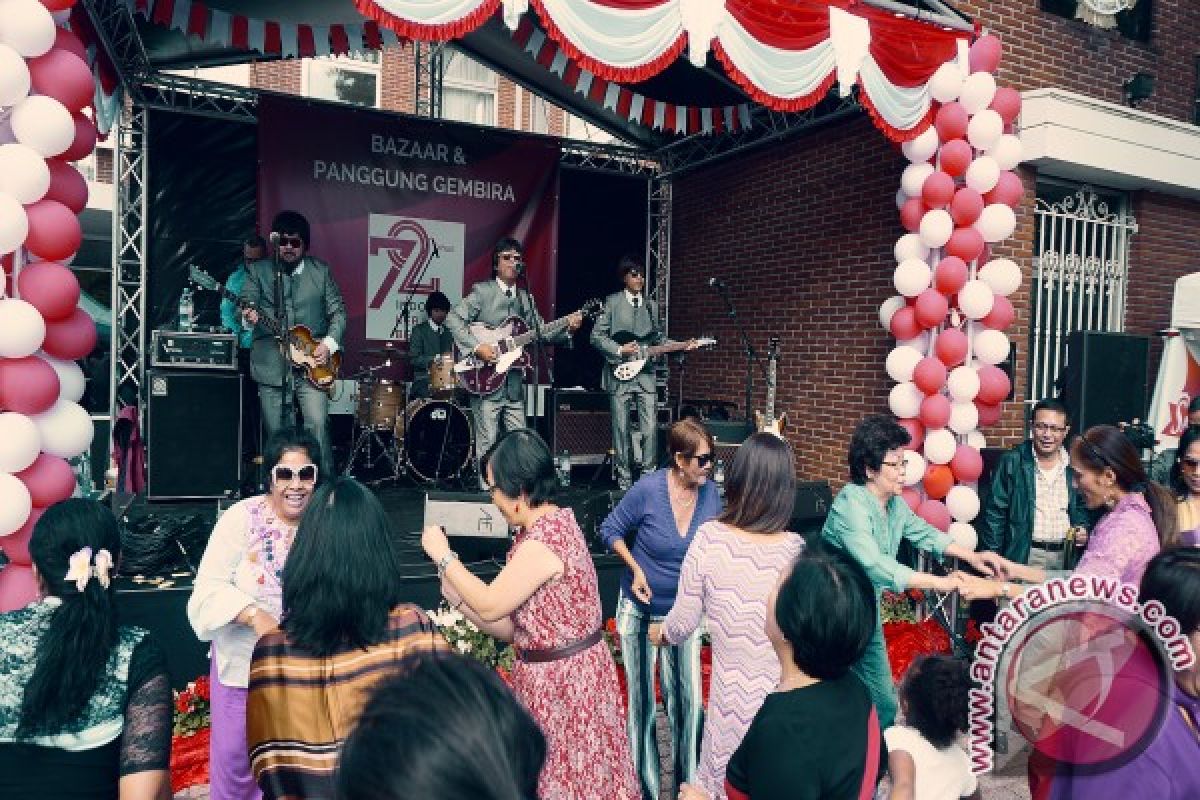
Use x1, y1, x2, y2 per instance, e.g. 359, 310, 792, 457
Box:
633, 297, 640, 309
505, 289, 514, 299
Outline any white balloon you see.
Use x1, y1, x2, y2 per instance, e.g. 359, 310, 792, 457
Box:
988, 134, 1023, 171
966, 109, 1004, 151
949, 401, 980, 434
0, 143, 49, 204
964, 155, 1000, 194
886, 345, 924, 383
978, 258, 1022, 296
948, 520, 979, 549
974, 329, 1011, 365
32, 398, 94, 459
894, 258, 932, 297
902, 125, 940, 163
0, 471, 32, 536
975, 203, 1017, 243
0, 411, 40, 473
889, 381, 924, 419
965, 430, 987, 450
918, 209, 954, 249
946, 486, 981, 523
0, 190, 28, 254
39, 352, 86, 403
899, 331, 932, 353
947, 366, 981, 402
958, 280, 995, 320
959, 72, 997, 115
928, 62, 964, 104
894, 232, 930, 264
0, 43, 30, 106
879, 295, 906, 332
924, 428, 957, 465
901, 162, 935, 198
0, 297, 46, 357
11, 95, 73, 158
903, 450, 927, 486
0, 0, 56, 58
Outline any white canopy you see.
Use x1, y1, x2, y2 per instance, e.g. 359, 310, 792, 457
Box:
1171, 271, 1200, 330
1148, 271, 1200, 452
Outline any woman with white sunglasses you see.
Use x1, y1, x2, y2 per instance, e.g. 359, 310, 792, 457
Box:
187, 427, 321, 800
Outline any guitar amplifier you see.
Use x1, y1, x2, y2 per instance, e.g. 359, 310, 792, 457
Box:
151, 329, 238, 369
551, 390, 611, 466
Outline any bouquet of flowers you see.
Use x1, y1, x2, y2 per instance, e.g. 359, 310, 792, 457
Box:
170, 676, 212, 792
172, 676, 211, 737
881, 589, 922, 623
429, 603, 515, 673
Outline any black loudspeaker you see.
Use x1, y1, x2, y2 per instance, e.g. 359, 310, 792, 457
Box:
1059, 332, 1149, 431
147, 369, 242, 499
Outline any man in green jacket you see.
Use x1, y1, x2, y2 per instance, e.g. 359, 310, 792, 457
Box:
978, 398, 1092, 570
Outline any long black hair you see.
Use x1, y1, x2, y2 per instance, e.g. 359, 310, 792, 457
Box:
281, 479, 405, 656
719, 433, 796, 533
18, 499, 122, 738
1169, 425, 1200, 500
1073, 425, 1178, 547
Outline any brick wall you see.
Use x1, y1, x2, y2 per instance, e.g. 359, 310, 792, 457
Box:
249, 60, 302, 96
380, 45, 414, 113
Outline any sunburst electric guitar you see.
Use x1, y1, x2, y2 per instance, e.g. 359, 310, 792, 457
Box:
755, 337, 787, 438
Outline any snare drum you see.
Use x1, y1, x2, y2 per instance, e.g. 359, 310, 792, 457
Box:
355, 379, 403, 430
397, 399, 473, 483
429, 354, 457, 398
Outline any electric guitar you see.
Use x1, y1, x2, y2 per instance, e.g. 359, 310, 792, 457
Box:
188, 265, 342, 390
610, 331, 717, 381
755, 337, 787, 438
453, 298, 603, 395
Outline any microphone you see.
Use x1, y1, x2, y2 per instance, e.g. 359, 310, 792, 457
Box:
708, 277, 726, 290
515, 260, 525, 274
269, 231, 280, 247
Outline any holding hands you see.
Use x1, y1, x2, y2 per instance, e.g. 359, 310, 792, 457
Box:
647, 622, 666, 647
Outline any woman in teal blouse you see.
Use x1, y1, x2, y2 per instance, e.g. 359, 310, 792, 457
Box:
821, 415, 1009, 729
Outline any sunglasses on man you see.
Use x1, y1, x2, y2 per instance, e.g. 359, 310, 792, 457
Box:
276, 234, 305, 248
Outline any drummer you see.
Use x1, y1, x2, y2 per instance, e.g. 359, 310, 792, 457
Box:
409, 291, 455, 399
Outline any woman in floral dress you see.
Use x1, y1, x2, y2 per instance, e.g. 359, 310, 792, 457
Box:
423, 429, 638, 800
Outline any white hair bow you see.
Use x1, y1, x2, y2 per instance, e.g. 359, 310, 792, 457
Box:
65, 547, 114, 592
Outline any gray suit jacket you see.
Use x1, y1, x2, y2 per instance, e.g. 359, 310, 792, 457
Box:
409, 320, 454, 380
590, 291, 663, 393
240, 256, 347, 387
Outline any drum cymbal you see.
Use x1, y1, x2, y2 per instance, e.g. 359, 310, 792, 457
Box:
360, 343, 403, 357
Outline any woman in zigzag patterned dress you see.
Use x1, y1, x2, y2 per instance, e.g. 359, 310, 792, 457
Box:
654, 434, 805, 800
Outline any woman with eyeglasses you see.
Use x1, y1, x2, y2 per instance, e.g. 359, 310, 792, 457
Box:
187, 427, 322, 800
819, 414, 1008, 731
1169, 425, 1200, 546
420, 429, 638, 800
597, 418, 722, 800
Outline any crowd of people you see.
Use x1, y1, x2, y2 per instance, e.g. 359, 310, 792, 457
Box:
2, 405, 1200, 800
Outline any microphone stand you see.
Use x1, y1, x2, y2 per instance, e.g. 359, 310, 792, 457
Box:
517, 263, 550, 430
713, 281, 758, 425
273, 245, 294, 434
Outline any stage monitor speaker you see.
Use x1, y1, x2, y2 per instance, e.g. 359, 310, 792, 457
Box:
1059, 331, 1149, 432
792, 481, 832, 529
147, 369, 241, 499
707, 420, 754, 466
552, 390, 612, 466
424, 491, 509, 562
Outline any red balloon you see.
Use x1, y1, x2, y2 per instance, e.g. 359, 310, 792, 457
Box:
921, 171, 956, 209
914, 356, 948, 395
984, 170, 1023, 208
934, 102, 969, 142
919, 393, 952, 429
968, 34, 1003, 74
945, 226, 985, 263
976, 400, 1003, 427
42, 306, 97, 360
0, 355, 60, 415
951, 445, 984, 483
24, 199, 82, 262
939, 139, 973, 178
901, 487, 922, 512
17, 261, 80, 321
990, 87, 1022, 125
917, 496, 952, 529
60, 112, 98, 162
53, 25, 88, 62
0, 507, 44, 565
897, 418, 926, 451
934, 256, 968, 295
935, 328, 969, 367
27, 49, 94, 113
0, 564, 39, 611
889, 306, 921, 341
45, 159, 88, 214
914, 289, 949, 330
983, 295, 1016, 330
976, 365, 1011, 405
899, 196, 926, 233
17, 455, 76, 508
949, 187, 985, 227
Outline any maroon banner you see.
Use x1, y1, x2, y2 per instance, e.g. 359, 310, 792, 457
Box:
257, 95, 560, 376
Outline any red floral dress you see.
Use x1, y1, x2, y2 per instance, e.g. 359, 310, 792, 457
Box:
508, 508, 639, 800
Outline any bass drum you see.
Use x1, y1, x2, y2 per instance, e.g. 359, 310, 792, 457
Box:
398, 399, 473, 483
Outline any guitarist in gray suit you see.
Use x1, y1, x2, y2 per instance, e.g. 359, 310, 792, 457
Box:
240, 210, 347, 477
446, 237, 581, 488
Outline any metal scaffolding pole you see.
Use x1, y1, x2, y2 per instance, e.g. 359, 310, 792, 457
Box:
414, 41, 445, 118
110, 103, 149, 423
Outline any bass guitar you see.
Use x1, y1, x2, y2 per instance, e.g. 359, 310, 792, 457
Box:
611, 331, 717, 382
454, 298, 603, 395
754, 337, 787, 438
189, 265, 342, 390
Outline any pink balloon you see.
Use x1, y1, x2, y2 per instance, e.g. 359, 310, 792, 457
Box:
24, 199, 82, 261
990, 87, 1022, 125
902, 487, 922, 512
27, 49, 94, 113
42, 306, 97, 359
53, 25, 88, 62
17, 261, 79, 321
899, 197, 926, 233
16, 454, 76, 507
935, 328, 969, 367
917, 497, 952, 530
945, 226, 985, 263
914, 289, 949, 330
0, 355, 60, 415
919, 393, 952, 428
889, 306, 921, 341
0, 564, 39, 611
914, 356, 948, 395
921, 171, 956, 209
60, 112, 97, 162
45, 159, 88, 214
977, 365, 1011, 404
968, 34, 1002, 74
897, 418, 926, 452
983, 295, 1016, 330
0, 507, 44, 565
934, 102, 969, 142
950, 187, 985, 227
984, 171, 1023, 208
934, 256, 968, 295
976, 400, 1003, 427
951, 445, 984, 483
939, 140, 973, 178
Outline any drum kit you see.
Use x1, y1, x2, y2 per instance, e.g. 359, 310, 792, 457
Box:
343, 346, 475, 486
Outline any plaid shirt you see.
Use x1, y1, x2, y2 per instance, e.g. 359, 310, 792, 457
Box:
1032, 448, 1071, 543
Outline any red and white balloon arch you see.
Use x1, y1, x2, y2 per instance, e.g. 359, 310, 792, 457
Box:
0, 0, 99, 610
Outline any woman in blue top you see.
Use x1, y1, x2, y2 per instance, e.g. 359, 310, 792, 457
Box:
599, 418, 723, 800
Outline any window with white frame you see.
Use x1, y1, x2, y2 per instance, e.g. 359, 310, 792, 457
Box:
304, 51, 381, 108
441, 49, 496, 126
529, 93, 549, 134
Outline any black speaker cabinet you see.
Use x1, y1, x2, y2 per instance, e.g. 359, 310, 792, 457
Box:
551, 390, 612, 466
1059, 331, 1149, 432
147, 369, 242, 499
